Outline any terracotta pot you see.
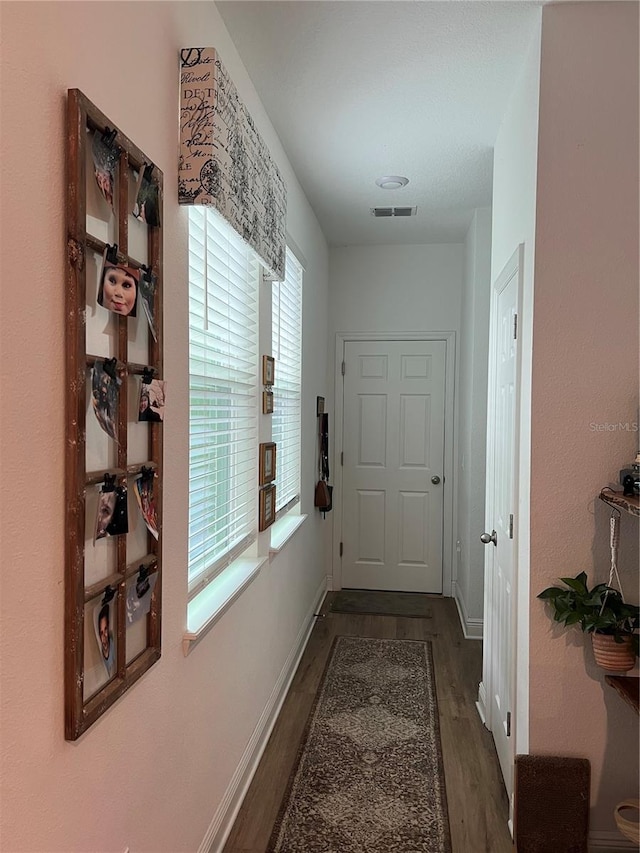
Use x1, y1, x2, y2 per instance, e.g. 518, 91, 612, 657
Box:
591, 633, 636, 672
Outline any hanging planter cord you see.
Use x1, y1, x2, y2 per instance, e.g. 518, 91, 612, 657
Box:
599, 509, 624, 617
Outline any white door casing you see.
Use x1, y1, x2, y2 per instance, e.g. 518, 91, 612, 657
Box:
478, 245, 523, 813
334, 334, 454, 594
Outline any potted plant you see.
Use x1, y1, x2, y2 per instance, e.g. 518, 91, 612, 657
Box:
538, 572, 640, 672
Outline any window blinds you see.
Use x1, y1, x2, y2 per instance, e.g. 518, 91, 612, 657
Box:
188, 207, 259, 595
272, 249, 303, 514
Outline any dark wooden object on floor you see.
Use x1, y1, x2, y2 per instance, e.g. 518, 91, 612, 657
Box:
223, 595, 512, 853
514, 754, 590, 853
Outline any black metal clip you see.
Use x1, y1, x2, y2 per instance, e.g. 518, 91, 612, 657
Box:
139, 465, 155, 483
105, 243, 119, 265
142, 162, 154, 182
102, 357, 119, 382
101, 127, 118, 149
101, 473, 116, 493
101, 585, 116, 605
142, 366, 155, 386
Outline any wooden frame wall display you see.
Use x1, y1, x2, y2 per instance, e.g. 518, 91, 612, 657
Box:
259, 485, 277, 531
65, 90, 164, 740
262, 390, 274, 414
262, 355, 275, 386
259, 442, 276, 485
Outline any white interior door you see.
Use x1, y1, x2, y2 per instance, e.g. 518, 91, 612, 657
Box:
341, 340, 446, 593
481, 246, 522, 801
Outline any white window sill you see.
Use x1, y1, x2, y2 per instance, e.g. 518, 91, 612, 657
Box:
182, 556, 268, 656
269, 513, 307, 558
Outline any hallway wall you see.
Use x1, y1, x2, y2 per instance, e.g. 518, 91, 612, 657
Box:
529, 2, 639, 839
328, 243, 464, 592
0, 3, 328, 852
456, 208, 492, 635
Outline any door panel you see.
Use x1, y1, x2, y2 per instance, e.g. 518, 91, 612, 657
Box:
342, 340, 446, 593
483, 248, 521, 802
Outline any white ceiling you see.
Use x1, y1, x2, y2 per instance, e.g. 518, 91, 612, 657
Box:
216, 1, 542, 246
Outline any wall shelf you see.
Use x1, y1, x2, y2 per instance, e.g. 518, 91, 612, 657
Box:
599, 488, 640, 517
605, 676, 639, 714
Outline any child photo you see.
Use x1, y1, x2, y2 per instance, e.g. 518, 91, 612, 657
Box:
98, 260, 139, 317
94, 484, 128, 540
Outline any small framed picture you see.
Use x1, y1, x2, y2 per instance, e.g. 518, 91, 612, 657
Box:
262, 355, 275, 386
259, 484, 276, 531
263, 390, 274, 414
259, 442, 276, 485
316, 396, 325, 416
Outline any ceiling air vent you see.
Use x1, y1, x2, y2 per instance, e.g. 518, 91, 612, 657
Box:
371, 206, 417, 218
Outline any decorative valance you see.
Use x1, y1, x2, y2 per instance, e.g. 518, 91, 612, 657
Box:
179, 48, 287, 281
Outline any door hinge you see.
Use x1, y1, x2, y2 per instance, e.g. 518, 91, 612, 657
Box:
341, 451, 344, 466
509, 514, 514, 539
513, 313, 518, 340
341, 360, 346, 376
339, 542, 343, 557
506, 711, 512, 737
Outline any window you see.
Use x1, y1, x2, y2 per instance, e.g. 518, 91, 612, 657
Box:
188, 207, 260, 597
272, 248, 303, 514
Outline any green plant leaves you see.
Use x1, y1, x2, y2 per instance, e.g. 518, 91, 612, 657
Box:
537, 572, 640, 648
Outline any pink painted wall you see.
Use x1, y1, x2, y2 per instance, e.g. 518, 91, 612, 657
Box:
530, 2, 639, 835
0, 3, 328, 851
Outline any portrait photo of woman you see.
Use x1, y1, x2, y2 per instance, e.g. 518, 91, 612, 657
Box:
93, 599, 116, 677
138, 378, 166, 422
94, 489, 116, 541
98, 261, 139, 317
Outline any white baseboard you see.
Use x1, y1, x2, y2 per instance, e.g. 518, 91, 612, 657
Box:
589, 830, 637, 851
453, 581, 483, 639
199, 577, 327, 853
476, 680, 488, 727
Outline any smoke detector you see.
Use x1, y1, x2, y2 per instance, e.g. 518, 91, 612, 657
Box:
375, 175, 409, 190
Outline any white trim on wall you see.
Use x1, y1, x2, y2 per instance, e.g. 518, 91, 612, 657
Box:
453, 581, 483, 639
588, 831, 637, 851
332, 331, 457, 597
201, 577, 327, 853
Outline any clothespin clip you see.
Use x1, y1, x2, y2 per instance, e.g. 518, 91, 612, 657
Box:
101, 127, 117, 149
101, 585, 116, 605
103, 357, 119, 382
142, 366, 155, 386
105, 243, 119, 265
101, 473, 116, 493
142, 163, 154, 182
140, 465, 155, 483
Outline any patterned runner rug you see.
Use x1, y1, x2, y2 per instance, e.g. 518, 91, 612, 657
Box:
267, 636, 451, 853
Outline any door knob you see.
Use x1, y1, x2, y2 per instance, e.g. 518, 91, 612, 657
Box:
481, 530, 498, 546
431, 475, 441, 485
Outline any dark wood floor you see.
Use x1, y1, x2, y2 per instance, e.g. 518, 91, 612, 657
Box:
223, 594, 513, 853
